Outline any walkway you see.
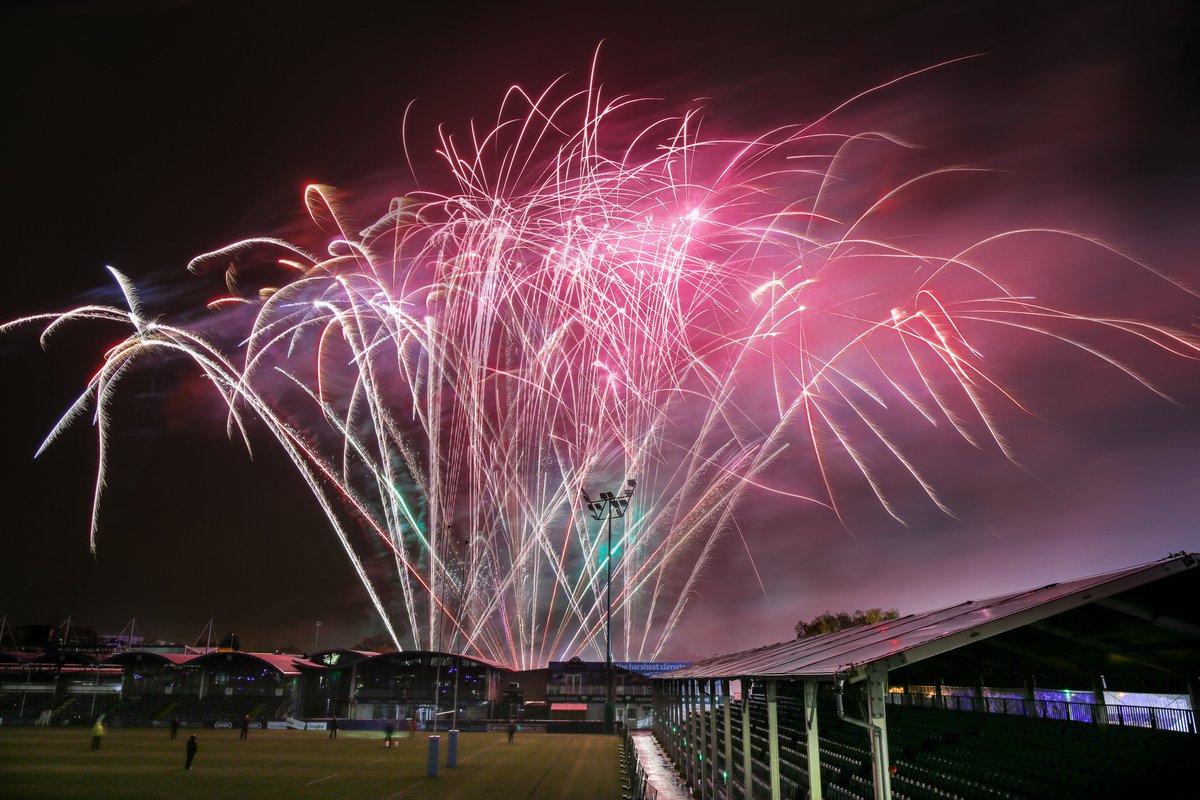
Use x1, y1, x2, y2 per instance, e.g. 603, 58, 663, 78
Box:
630, 731, 693, 800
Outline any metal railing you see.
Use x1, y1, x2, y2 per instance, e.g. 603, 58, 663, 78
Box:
887, 692, 1196, 734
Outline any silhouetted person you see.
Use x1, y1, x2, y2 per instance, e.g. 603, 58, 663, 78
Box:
329, 716, 338, 739
507, 722, 516, 743
90, 719, 105, 751
408, 717, 418, 739
384, 721, 395, 747
240, 715, 250, 740
170, 717, 180, 740
185, 734, 198, 769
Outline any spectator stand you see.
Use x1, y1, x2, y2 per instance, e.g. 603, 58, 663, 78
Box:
653, 553, 1200, 800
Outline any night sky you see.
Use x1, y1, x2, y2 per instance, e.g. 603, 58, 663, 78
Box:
2, 1, 1198, 661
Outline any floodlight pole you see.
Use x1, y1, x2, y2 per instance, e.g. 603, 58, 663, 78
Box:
582, 479, 636, 735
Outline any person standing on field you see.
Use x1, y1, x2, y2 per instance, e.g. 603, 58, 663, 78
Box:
90, 719, 105, 751
185, 734, 198, 769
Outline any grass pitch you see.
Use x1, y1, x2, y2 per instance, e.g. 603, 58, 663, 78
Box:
0, 727, 622, 799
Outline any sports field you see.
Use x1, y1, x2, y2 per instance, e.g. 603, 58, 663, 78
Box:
0, 727, 622, 799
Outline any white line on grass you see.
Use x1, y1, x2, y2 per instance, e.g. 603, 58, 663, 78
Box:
306, 773, 339, 786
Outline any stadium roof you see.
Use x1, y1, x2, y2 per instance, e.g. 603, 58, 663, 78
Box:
102, 651, 193, 666
663, 552, 1200, 690
0, 648, 511, 674
356, 649, 508, 672
310, 648, 380, 667
187, 651, 319, 675
27, 650, 98, 666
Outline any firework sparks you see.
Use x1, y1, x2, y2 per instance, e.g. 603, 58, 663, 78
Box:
6, 70, 1198, 670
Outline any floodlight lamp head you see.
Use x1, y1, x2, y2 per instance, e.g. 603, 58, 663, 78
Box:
627, 478, 636, 489
581, 490, 592, 503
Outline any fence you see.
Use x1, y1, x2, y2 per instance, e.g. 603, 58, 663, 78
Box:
888, 691, 1196, 733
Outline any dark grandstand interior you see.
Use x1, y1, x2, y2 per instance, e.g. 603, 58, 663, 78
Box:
653, 683, 1199, 800
648, 553, 1200, 800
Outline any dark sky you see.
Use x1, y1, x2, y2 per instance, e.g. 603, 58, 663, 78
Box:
2, 1, 1198, 660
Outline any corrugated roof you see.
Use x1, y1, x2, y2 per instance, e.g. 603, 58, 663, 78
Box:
663, 553, 1197, 683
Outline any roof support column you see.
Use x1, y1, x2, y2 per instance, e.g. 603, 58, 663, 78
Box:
766, 679, 781, 800
652, 681, 661, 739
677, 680, 687, 769
664, 681, 674, 759
698, 679, 709, 800
675, 681, 686, 781
723, 679, 734, 800
681, 681, 691, 782
708, 680, 721, 798
662, 682, 671, 758
865, 662, 892, 800
687, 679, 699, 792
669, 680, 676, 741
741, 679, 753, 800
804, 680, 823, 800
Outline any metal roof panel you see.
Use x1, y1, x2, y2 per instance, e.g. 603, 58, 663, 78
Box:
661, 554, 1196, 681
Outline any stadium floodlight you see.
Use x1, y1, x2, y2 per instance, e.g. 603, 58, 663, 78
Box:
580, 478, 635, 735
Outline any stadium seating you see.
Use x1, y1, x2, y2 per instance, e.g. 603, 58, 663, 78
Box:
0, 691, 56, 720
663, 688, 1199, 800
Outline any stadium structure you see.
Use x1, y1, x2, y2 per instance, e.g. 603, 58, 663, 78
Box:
0, 642, 658, 732
4, 553, 1199, 799
647, 552, 1200, 800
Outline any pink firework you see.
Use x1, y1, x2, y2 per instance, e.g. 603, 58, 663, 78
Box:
5, 67, 1198, 670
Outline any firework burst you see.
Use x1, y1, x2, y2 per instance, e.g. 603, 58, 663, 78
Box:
6, 66, 1198, 669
